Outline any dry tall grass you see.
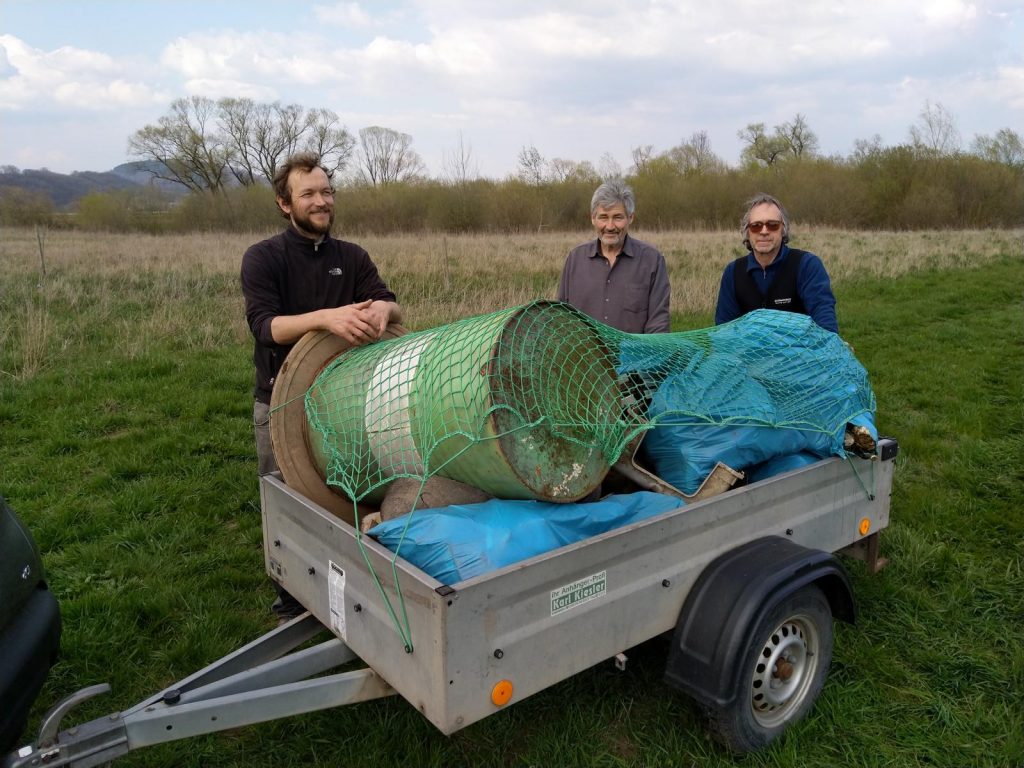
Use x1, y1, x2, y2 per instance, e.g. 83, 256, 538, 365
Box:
1, 226, 1020, 379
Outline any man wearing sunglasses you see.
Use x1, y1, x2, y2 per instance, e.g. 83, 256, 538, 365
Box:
714, 193, 837, 332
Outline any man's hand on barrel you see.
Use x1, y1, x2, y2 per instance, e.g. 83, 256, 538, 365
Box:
364, 300, 395, 339
322, 300, 380, 345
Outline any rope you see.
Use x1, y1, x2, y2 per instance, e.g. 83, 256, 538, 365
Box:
846, 452, 877, 501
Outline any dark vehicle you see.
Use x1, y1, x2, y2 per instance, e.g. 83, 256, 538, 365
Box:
0, 496, 61, 753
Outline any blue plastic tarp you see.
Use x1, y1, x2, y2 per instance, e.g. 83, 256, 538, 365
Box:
368, 491, 685, 585
638, 310, 876, 494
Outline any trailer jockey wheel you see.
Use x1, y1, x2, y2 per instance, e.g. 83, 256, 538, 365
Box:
706, 585, 834, 754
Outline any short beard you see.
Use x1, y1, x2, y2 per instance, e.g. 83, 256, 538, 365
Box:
293, 208, 334, 237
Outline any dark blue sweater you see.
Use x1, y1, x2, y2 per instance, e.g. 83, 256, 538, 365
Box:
714, 245, 838, 333
241, 226, 396, 403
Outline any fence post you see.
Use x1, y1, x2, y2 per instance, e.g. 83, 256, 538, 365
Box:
442, 236, 451, 291
35, 223, 47, 278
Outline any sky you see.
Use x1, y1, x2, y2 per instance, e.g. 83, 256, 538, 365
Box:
1, 0, 1022, 178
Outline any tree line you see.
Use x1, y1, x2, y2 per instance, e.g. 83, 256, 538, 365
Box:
127, 96, 425, 191
0, 97, 1021, 232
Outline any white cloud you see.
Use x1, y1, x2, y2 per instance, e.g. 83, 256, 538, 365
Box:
362, 35, 422, 63
145, 1, 1020, 172
459, 97, 535, 119
1, 1, 1021, 175
161, 32, 358, 88
1, 35, 118, 79
353, 2, 928, 94
995, 66, 1024, 109
433, 1, 1000, 76
502, 12, 623, 57
181, 78, 279, 101
313, 2, 373, 28
162, 34, 255, 80
11, 143, 73, 170
933, 65, 1024, 121
0, 44, 14, 77
423, 29, 497, 77
920, 0, 978, 26
54, 79, 167, 109
148, 1, 1002, 119
0, 34, 164, 111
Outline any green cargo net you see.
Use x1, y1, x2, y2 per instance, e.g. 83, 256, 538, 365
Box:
301, 300, 874, 651
304, 300, 874, 506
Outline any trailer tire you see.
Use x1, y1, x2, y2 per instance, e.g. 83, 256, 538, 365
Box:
704, 584, 833, 753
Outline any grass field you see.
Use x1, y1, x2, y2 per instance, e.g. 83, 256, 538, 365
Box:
1, 226, 1022, 767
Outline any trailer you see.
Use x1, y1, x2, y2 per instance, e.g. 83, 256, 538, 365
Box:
4, 436, 896, 767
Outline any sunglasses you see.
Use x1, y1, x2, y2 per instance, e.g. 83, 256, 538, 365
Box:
748, 220, 783, 233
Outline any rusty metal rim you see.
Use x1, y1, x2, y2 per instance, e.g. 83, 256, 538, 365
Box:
486, 301, 612, 501
269, 325, 406, 524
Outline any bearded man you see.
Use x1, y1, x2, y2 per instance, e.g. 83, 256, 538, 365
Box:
240, 151, 401, 621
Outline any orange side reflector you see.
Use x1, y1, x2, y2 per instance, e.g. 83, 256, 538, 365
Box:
491, 679, 513, 707
859, 518, 871, 536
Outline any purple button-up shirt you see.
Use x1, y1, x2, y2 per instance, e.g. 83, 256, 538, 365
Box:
557, 234, 671, 333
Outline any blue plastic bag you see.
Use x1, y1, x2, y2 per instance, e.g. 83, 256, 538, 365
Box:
745, 451, 822, 483
368, 492, 684, 585
638, 311, 875, 494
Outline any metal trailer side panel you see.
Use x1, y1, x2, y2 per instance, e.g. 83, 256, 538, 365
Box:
261, 478, 450, 725
262, 454, 893, 734
440, 455, 891, 731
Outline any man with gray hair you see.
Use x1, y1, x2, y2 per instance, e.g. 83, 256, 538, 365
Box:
557, 179, 670, 333
714, 193, 837, 332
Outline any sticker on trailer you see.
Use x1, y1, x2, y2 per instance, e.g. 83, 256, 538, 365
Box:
550, 570, 607, 616
328, 561, 347, 640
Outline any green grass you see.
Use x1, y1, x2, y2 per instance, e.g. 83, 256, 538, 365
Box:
1, 253, 1022, 767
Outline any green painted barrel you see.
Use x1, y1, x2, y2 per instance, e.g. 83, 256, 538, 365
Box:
304, 301, 622, 504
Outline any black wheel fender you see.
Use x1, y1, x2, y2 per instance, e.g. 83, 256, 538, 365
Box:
705, 584, 834, 753
663, 535, 854, 711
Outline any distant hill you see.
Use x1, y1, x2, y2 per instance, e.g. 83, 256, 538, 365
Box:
108, 161, 195, 195
0, 162, 189, 209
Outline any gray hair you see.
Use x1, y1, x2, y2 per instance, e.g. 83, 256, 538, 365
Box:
740, 192, 791, 249
591, 179, 636, 217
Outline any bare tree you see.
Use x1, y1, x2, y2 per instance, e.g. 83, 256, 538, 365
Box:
738, 123, 789, 168
737, 115, 819, 168
128, 96, 231, 193
304, 108, 356, 177
630, 144, 654, 174
689, 129, 718, 167
517, 144, 546, 185
241, 102, 308, 182
130, 98, 356, 192
596, 152, 623, 180
908, 100, 961, 155
850, 134, 885, 162
218, 98, 308, 184
547, 158, 599, 184
259, 103, 301, 178
667, 130, 725, 173
441, 131, 478, 185
217, 97, 260, 185
970, 127, 1024, 167
358, 126, 425, 186
778, 114, 819, 158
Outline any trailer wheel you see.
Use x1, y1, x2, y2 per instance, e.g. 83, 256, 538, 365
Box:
705, 584, 833, 753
